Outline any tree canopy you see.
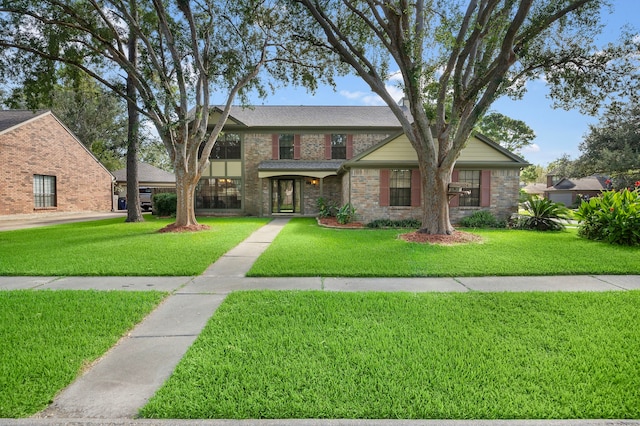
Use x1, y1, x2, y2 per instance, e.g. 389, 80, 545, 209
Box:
475, 112, 535, 156
573, 102, 640, 188
294, 0, 636, 234
1, 0, 339, 228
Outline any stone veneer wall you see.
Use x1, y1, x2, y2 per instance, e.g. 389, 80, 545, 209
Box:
348, 168, 521, 225
0, 113, 113, 215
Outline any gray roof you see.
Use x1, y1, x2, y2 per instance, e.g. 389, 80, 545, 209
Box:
113, 162, 175, 186
548, 175, 608, 192
0, 110, 49, 133
221, 105, 405, 129
258, 160, 344, 171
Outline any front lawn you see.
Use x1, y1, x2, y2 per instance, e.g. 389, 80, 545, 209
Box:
0, 290, 166, 417
0, 216, 269, 276
247, 218, 640, 276
141, 290, 640, 419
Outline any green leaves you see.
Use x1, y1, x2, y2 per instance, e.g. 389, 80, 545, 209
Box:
514, 196, 571, 231
576, 188, 640, 246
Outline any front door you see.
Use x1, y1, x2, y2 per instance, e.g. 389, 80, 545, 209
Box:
272, 178, 300, 213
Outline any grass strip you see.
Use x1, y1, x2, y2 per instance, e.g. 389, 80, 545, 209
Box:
0, 216, 268, 276
247, 218, 640, 276
0, 290, 166, 417
141, 290, 640, 420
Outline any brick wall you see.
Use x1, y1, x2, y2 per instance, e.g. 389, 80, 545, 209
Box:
0, 113, 113, 215
241, 132, 392, 216
348, 168, 521, 225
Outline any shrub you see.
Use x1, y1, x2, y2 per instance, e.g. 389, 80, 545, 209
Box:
510, 196, 570, 231
458, 210, 506, 228
336, 203, 356, 224
367, 218, 422, 229
316, 197, 337, 218
574, 187, 640, 246
153, 192, 177, 217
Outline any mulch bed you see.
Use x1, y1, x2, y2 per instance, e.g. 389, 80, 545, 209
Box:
399, 230, 484, 245
317, 217, 365, 228
157, 223, 211, 233
318, 217, 482, 245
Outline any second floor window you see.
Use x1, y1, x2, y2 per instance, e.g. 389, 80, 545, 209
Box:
279, 134, 294, 159
331, 134, 347, 159
211, 133, 241, 159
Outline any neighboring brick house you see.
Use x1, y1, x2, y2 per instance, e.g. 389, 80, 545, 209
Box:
0, 110, 114, 215
198, 105, 528, 223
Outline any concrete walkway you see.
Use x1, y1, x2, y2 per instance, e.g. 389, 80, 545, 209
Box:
1, 217, 640, 426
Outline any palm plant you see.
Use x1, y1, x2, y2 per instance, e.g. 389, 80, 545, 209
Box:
515, 196, 571, 231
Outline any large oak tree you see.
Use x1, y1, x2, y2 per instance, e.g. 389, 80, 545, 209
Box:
1, 0, 338, 229
294, 0, 636, 234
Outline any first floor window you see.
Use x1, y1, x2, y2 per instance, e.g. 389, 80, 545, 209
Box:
390, 169, 411, 206
33, 174, 56, 208
279, 134, 294, 159
195, 178, 242, 209
458, 170, 480, 206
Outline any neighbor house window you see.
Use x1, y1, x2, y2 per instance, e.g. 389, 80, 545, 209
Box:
211, 133, 241, 159
33, 174, 56, 208
331, 134, 347, 159
279, 134, 294, 159
458, 170, 480, 206
390, 169, 411, 206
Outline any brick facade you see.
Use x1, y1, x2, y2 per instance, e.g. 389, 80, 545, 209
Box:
0, 112, 114, 215
348, 168, 521, 224
240, 132, 392, 216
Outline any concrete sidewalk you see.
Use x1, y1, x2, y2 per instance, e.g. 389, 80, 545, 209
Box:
1, 217, 640, 425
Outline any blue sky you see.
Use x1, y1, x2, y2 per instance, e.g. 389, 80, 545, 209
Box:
240, 1, 639, 167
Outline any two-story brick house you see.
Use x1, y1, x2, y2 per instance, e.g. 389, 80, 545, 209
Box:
198, 105, 527, 223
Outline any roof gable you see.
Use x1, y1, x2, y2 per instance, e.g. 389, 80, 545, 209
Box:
346, 131, 528, 167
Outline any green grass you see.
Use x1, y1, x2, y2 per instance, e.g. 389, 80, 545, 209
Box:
0, 216, 268, 276
0, 290, 166, 417
141, 290, 640, 419
248, 218, 640, 277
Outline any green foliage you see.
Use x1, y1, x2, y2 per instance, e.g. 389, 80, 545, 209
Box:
475, 111, 535, 155
0, 290, 165, 417
152, 192, 177, 217
520, 164, 546, 184
511, 197, 571, 231
366, 218, 422, 229
575, 187, 640, 246
336, 203, 356, 224
458, 210, 506, 229
142, 290, 640, 420
316, 197, 337, 218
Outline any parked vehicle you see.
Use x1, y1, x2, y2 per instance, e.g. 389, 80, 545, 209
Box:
139, 187, 153, 211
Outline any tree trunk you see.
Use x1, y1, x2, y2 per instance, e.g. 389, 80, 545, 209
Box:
418, 163, 454, 235
125, 0, 143, 223
173, 164, 199, 228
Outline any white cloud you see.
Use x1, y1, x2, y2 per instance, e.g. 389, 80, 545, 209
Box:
523, 143, 541, 153
339, 70, 405, 106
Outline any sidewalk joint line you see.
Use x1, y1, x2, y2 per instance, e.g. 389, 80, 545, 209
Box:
453, 277, 473, 291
